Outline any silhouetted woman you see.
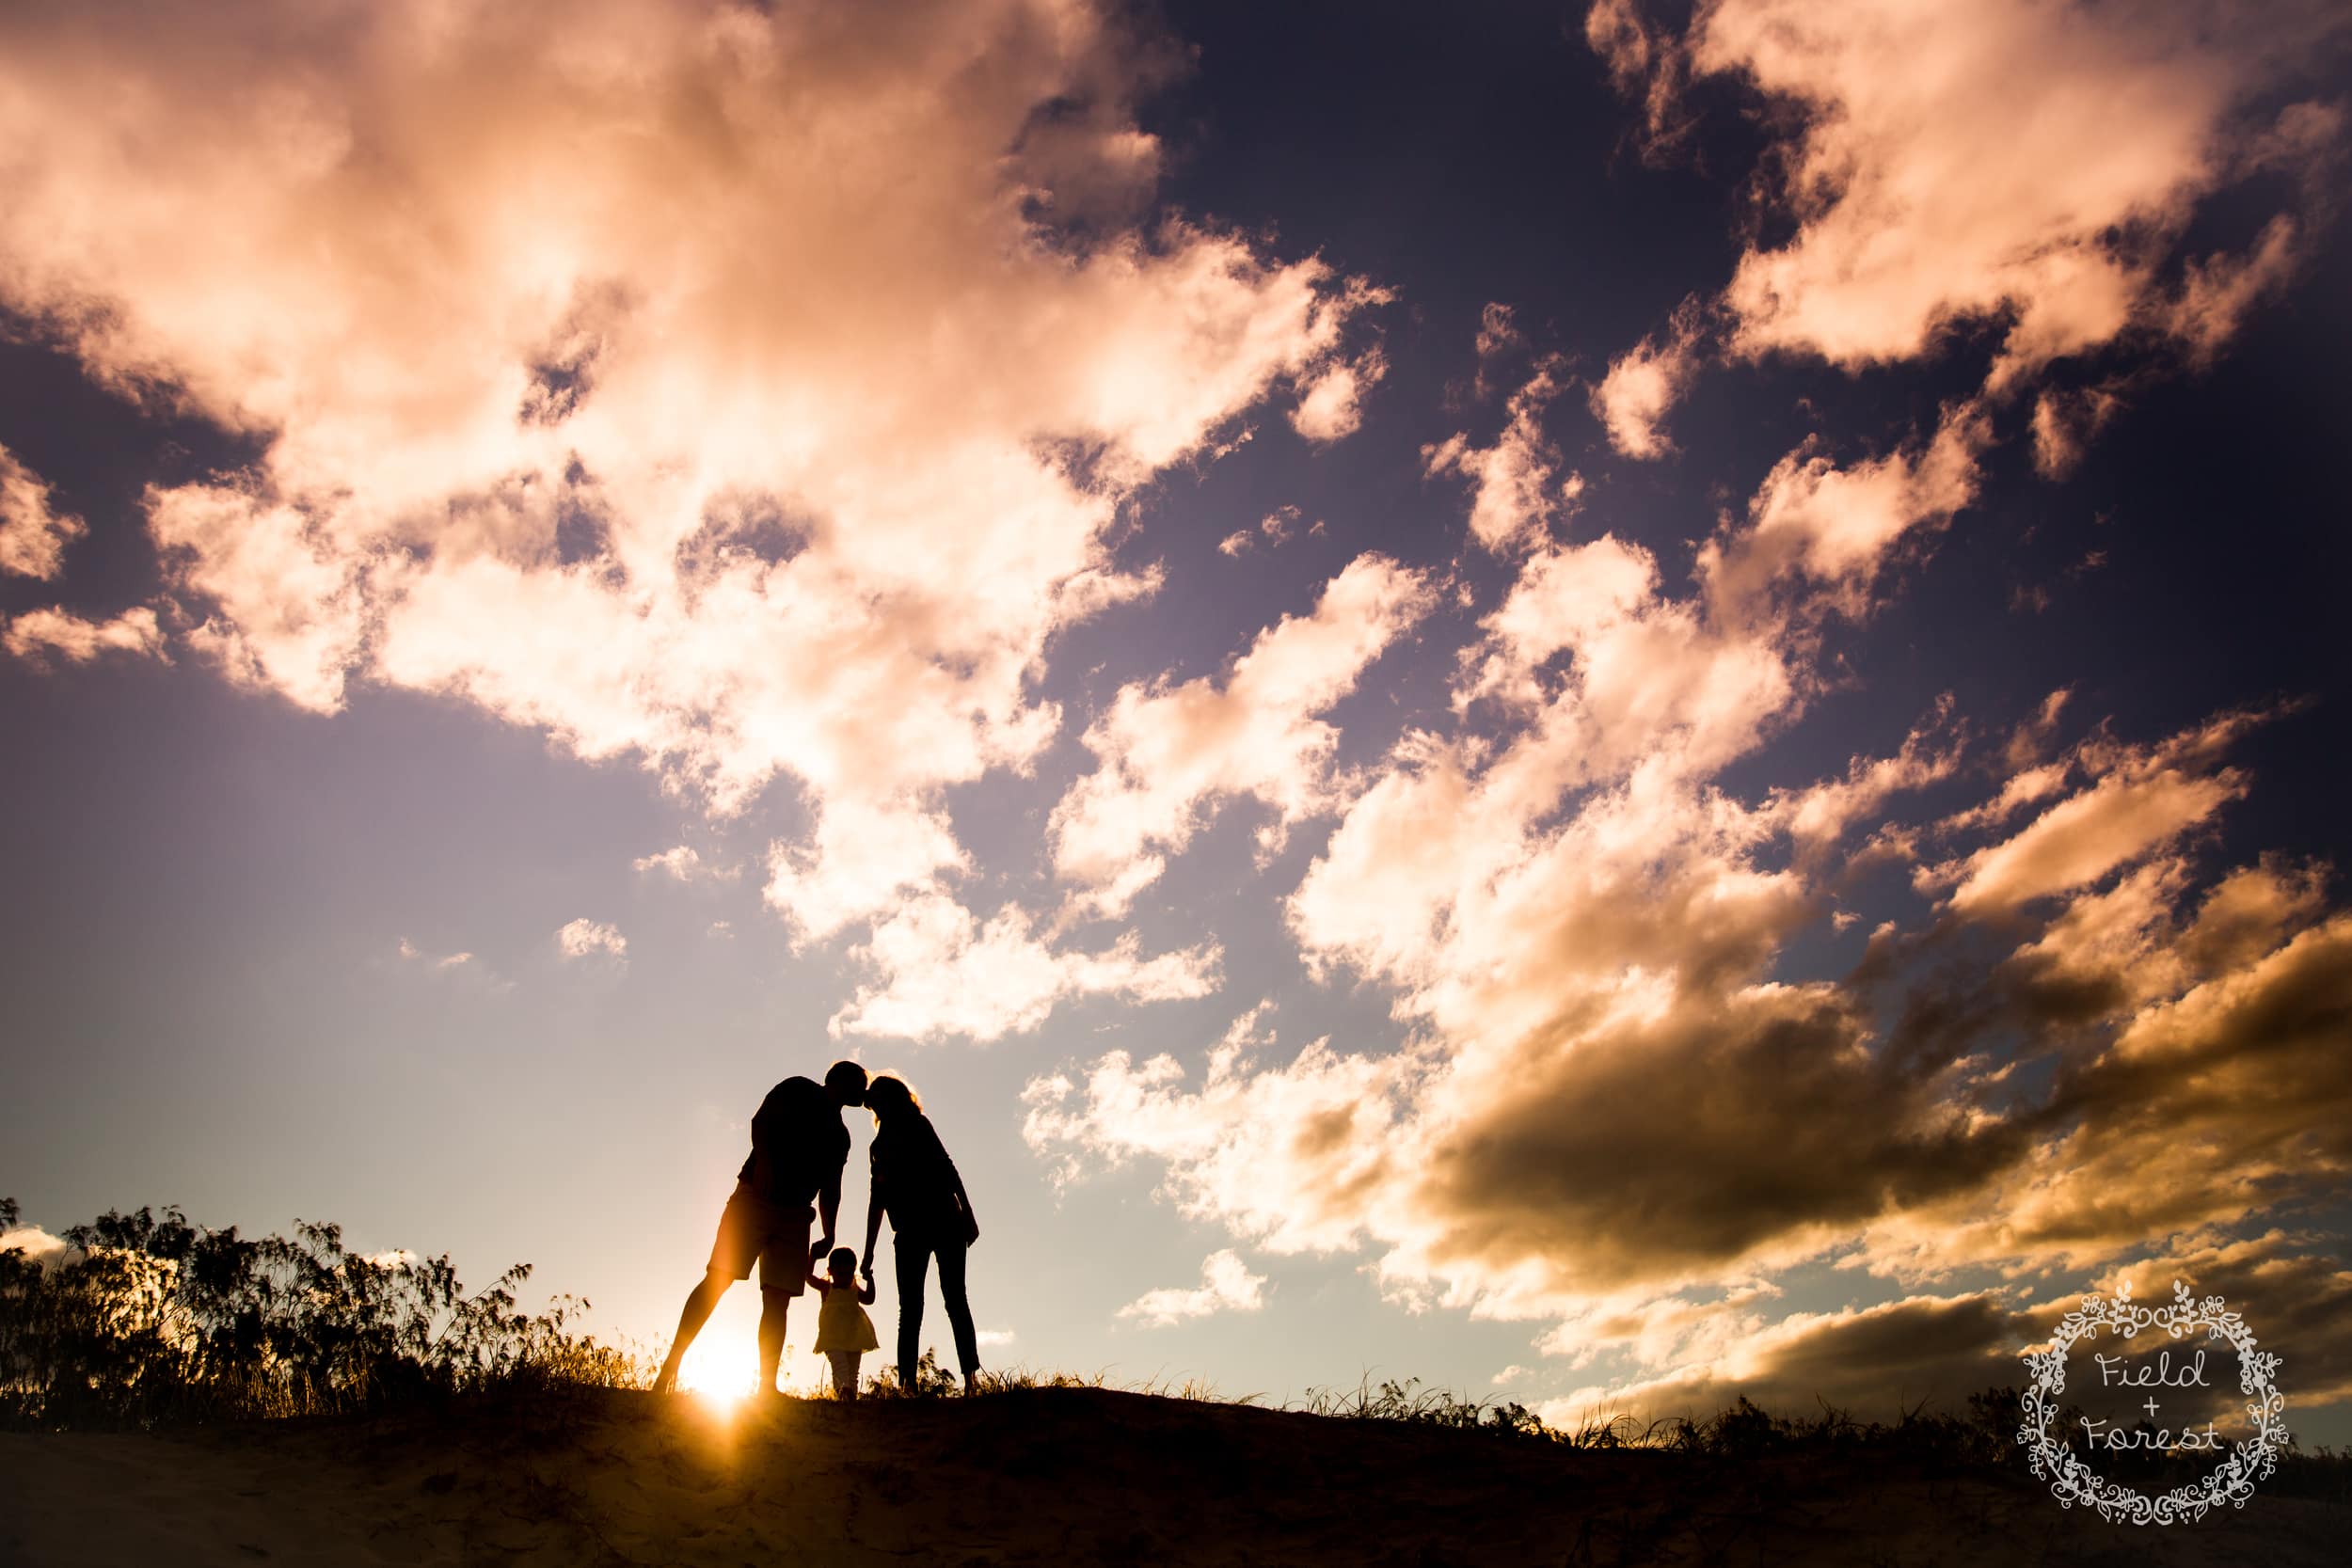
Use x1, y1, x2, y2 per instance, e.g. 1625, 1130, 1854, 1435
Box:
858, 1071, 981, 1393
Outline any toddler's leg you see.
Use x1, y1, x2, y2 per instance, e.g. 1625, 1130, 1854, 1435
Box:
828, 1350, 861, 1401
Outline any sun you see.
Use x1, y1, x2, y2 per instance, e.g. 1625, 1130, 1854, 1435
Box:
668, 1295, 831, 1409
675, 1337, 761, 1410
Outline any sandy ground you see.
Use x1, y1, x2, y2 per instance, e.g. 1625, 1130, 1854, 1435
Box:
0, 1386, 2337, 1567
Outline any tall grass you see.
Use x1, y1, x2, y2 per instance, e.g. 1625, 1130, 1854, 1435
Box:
0, 1197, 648, 1430
1295, 1373, 1552, 1436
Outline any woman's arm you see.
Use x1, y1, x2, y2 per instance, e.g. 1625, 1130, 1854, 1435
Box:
943, 1131, 977, 1234
861, 1148, 887, 1279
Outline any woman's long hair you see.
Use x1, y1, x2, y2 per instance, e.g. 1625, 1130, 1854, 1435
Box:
865, 1070, 922, 1127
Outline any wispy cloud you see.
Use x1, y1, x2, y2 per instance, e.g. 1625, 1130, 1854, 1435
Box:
1290, 346, 1387, 443
765, 799, 969, 946
1118, 1249, 1268, 1327
1218, 505, 1308, 558
1422, 364, 1576, 553
632, 846, 733, 882
0, 445, 85, 580
1589, 0, 2347, 451
830, 894, 1216, 1044
1050, 555, 1436, 917
4, 606, 167, 666
396, 937, 479, 973
1591, 298, 1702, 459
554, 919, 627, 963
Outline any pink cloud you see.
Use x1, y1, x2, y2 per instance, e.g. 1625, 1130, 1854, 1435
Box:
554, 918, 627, 962
0, 0, 1400, 1038
1049, 554, 1436, 917
1422, 364, 1577, 554
1590, 298, 1703, 459
1688, 0, 2344, 384
4, 606, 167, 665
1117, 1249, 1268, 1327
1583, 0, 2344, 488
1290, 348, 1388, 443
830, 892, 1218, 1044
0, 445, 85, 580
1699, 401, 1989, 624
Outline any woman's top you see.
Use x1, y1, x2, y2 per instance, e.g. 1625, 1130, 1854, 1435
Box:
812, 1278, 880, 1354
869, 1111, 974, 1245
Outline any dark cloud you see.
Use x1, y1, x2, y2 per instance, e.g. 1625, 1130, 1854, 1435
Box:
1416, 989, 2024, 1293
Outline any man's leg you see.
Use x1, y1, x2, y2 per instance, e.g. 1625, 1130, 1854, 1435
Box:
894, 1238, 931, 1391
935, 1239, 980, 1388
757, 1287, 791, 1393
653, 1267, 730, 1394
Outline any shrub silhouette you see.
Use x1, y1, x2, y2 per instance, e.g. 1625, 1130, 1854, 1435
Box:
0, 1197, 645, 1429
866, 1346, 962, 1399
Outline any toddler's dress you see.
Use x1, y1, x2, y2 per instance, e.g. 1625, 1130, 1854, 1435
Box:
813, 1277, 880, 1397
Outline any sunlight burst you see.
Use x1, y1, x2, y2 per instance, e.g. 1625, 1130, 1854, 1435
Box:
675, 1338, 760, 1410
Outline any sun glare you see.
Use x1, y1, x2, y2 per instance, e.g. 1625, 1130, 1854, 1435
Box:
671, 1293, 832, 1409
675, 1338, 760, 1410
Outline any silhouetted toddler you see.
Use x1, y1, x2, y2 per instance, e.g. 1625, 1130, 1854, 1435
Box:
808, 1246, 879, 1399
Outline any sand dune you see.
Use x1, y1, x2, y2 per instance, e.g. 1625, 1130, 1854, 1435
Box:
0, 1386, 2331, 1566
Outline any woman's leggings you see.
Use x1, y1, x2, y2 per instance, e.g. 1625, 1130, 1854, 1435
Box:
894, 1232, 978, 1386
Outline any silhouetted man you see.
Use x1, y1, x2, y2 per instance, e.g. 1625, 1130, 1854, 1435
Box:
653, 1058, 869, 1396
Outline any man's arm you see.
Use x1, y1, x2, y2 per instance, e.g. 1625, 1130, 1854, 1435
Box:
815, 1169, 840, 1256
746, 1119, 771, 1193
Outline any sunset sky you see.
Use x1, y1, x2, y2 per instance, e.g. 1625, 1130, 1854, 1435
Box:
5, 0, 2350, 1432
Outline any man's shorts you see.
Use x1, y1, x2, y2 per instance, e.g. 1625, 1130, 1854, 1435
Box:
707, 1179, 813, 1294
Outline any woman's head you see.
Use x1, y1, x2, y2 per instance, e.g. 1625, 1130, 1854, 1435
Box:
865, 1070, 922, 1124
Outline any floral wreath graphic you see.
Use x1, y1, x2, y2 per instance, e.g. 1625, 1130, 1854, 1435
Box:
2019, 1279, 2288, 1525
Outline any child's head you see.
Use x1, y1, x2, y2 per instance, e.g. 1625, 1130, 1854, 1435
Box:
828, 1246, 858, 1281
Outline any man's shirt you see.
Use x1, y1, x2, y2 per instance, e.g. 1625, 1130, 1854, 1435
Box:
738, 1076, 850, 1208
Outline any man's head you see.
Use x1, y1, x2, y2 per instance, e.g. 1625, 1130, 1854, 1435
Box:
823, 1059, 870, 1108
